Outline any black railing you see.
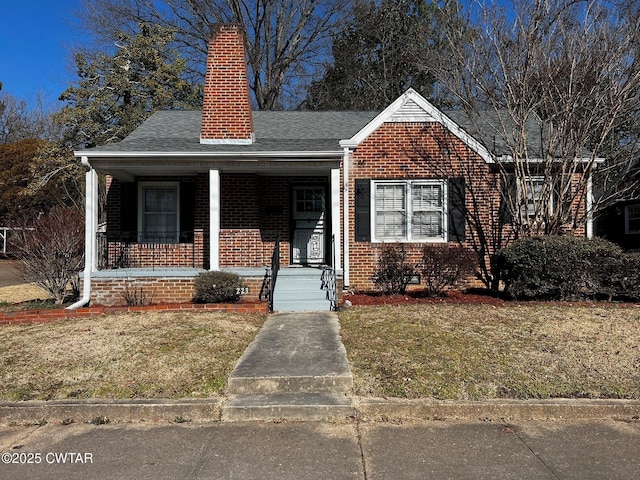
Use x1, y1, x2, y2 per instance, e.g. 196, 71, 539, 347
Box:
97, 231, 202, 270
259, 234, 280, 313
321, 234, 338, 311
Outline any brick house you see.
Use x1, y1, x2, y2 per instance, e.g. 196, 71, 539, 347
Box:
70, 24, 596, 309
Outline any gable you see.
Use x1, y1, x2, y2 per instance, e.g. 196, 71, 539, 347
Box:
340, 88, 495, 164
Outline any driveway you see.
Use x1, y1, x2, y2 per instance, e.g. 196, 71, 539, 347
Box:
0, 260, 23, 288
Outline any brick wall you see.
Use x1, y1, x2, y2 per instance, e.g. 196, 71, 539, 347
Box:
346, 122, 496, 290
200, 24, 254, 143
344, 121, 589, 291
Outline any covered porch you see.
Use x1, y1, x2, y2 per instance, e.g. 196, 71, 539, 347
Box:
78, 155, 344, 307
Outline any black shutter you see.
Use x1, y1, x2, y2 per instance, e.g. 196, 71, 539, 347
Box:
355, 179, 371, 242
180, 179, 196, 239
500, 175, 517, 225
120, 181, 137, 237
448, 178, 466, 242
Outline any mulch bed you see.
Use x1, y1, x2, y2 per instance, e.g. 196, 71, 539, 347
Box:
343, 289, 507, 307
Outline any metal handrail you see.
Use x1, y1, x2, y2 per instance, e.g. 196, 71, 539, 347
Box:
321, 234, 338, 311
268, 235, 281, 312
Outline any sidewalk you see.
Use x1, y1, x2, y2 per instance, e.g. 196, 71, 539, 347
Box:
1, 419, 638, 479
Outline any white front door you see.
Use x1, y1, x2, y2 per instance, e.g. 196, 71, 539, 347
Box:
292, 186, 325, 265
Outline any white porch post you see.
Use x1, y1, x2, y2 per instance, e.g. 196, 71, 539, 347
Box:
586, 171, 594, 239
87, 166, 99, 270
209, 168, 221, 270
342, 148, 350, 288
331, 168, 342, 271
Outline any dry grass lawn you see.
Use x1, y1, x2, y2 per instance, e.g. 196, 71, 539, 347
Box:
339, 303, 640, 400
0, 284, 52, 305
0, 311, 266, 401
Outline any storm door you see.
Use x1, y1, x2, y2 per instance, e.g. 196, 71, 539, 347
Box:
292, 186, 325, 265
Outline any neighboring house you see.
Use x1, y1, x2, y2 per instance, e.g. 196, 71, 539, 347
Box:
71, 24, 596, 308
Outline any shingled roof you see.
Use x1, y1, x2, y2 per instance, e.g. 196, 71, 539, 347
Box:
77, 107, 549, 159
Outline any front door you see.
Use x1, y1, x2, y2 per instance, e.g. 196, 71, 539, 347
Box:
292, 186, 325, 265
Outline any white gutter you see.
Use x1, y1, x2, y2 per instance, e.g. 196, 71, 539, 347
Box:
342, 147, 350, 289
73, 150, 344, 159
67, 159, 97, 310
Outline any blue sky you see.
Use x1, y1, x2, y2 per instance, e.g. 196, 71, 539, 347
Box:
1, 1, 85, 107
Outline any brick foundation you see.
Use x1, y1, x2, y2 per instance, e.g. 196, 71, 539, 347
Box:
89, 274, 266, 307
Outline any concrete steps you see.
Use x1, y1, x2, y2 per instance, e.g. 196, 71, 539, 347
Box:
272, 267, 331, 312
223, 393, 354, 422
222, 312, 354, 422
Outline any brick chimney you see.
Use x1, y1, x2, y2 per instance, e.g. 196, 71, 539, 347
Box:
200, 24, 254, 145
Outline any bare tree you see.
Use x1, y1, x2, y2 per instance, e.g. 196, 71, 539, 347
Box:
437, 0, 640, 237
0, 91, 59, 143
11, 207, 85, 304
77, 0, 352, 109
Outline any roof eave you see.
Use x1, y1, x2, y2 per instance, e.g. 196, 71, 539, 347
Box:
74, 150, 345, 159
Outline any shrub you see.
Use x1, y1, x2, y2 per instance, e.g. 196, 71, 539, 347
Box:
193, 271, 246, 303
601, 251, 640, 302
421, 244, 477, 297
496, 236, 624, 300
10, 207, 84, 304
371, 244, 417, 294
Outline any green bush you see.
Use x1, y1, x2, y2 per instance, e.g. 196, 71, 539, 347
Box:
193, 271, 246, 303
372, 244, 416, 294
421, 244, 477, 297
496, 236, 624, 300
602, 252, 640, 302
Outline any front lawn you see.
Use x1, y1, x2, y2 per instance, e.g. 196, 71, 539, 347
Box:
0, 311, 266, 400
339, 303, 640, 400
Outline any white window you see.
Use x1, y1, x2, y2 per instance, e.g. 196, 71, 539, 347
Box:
519, 176, 553, 219
373, 180, 446, 242
625, 205, 640, 234
138, 182, 179, 242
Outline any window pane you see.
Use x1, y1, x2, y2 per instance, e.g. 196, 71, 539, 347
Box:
412, 184, 442, 209
628, 205, 640, 233
143, 186, 178, 239
376, 211, 406, 238
375, 184, 406, 239
412, 211, 442, 237
411, 184, 443, 239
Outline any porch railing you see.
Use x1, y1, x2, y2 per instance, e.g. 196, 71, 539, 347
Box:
259, 234, 280, 313
97, 230, 204, 270
321, 234, 338, 311
0, 227, 8, 255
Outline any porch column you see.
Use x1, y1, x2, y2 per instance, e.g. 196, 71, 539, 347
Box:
342, 147, 350, 289
86, 165, 98, 271
331, 168, 342, 271
586, 171, 594, 239
209, 168, 221, 270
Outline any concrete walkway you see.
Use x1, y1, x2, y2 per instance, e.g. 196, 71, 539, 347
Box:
223, 312, 354, 421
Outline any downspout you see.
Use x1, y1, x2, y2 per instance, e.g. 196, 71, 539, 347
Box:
342, 147, 350, 289
67, 158, 98, 310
